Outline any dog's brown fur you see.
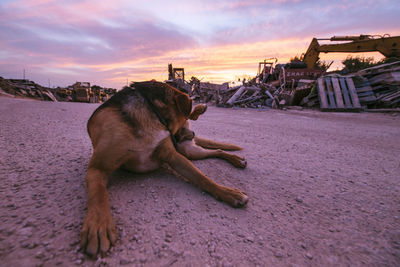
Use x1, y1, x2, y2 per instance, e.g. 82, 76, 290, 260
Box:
175, 104, 247, 168
80, 82, 248, 257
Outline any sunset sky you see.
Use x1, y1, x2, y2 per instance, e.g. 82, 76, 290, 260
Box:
1, 0, 399, 89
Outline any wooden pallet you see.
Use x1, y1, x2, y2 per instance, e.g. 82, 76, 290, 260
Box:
317, 76, 361, 111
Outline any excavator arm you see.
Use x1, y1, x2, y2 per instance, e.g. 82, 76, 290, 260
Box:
303, 35, 400, 69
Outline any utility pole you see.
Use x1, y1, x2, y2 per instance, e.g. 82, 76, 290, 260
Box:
23, 69, 25, 80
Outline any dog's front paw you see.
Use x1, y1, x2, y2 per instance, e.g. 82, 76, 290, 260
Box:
189, 104, 208, 120
229, 155, 247, 169
80, 209, 117, 257
217, 186, 249, 208
196, 104, 208, 114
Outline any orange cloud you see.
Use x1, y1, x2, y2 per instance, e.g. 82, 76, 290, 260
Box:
64, 34, 399, 87
94, 37, 313, 85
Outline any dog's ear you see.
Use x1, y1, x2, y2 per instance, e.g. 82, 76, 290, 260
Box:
175, 94, 192, 118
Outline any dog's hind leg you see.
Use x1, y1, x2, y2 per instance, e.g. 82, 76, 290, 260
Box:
158, 140, 249, 207
178, 142, 246, 168
194, 137, 243, 151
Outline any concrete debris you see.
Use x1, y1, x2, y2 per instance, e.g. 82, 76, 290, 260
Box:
185, 60, 319, 109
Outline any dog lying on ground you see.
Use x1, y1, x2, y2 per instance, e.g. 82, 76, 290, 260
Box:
175, 103, 247, 169
80, 81, 248, 257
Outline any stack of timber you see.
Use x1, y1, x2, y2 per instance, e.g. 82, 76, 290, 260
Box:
315, 75, 361, 111
300, 61, 400, 110
353, 61, 400, 108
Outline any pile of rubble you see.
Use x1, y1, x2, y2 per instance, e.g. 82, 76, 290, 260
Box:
189, 61, 322, 109
188, 60, 400, 111
0, 77, 57, 101
0, 77, 117, 103
3, 59, 398, 111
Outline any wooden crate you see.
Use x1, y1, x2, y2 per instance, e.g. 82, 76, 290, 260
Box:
317, 76, 361, 111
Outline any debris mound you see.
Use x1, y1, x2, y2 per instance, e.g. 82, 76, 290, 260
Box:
0, 77, 57, 101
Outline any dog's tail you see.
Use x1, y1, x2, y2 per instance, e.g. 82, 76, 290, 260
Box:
194, 137, 242, 151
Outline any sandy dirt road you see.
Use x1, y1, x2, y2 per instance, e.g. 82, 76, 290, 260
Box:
0, 96, 399, 266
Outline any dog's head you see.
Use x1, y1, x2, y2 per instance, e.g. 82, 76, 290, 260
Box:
174, 121, 195, 142
174, 103, 208, 143
133, 81, 192, 134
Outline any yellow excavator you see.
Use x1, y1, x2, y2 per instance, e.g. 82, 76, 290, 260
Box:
302, 34, 400, 69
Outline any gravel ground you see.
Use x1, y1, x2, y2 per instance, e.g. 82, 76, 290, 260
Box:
0, 96, 400, 267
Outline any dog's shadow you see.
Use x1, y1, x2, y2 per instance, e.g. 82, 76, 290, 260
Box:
107, 164, 186, 188
105, 166, 200, 212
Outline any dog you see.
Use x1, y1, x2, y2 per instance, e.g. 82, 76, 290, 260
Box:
80, 81, 249, 257
175, 104, 247, 169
